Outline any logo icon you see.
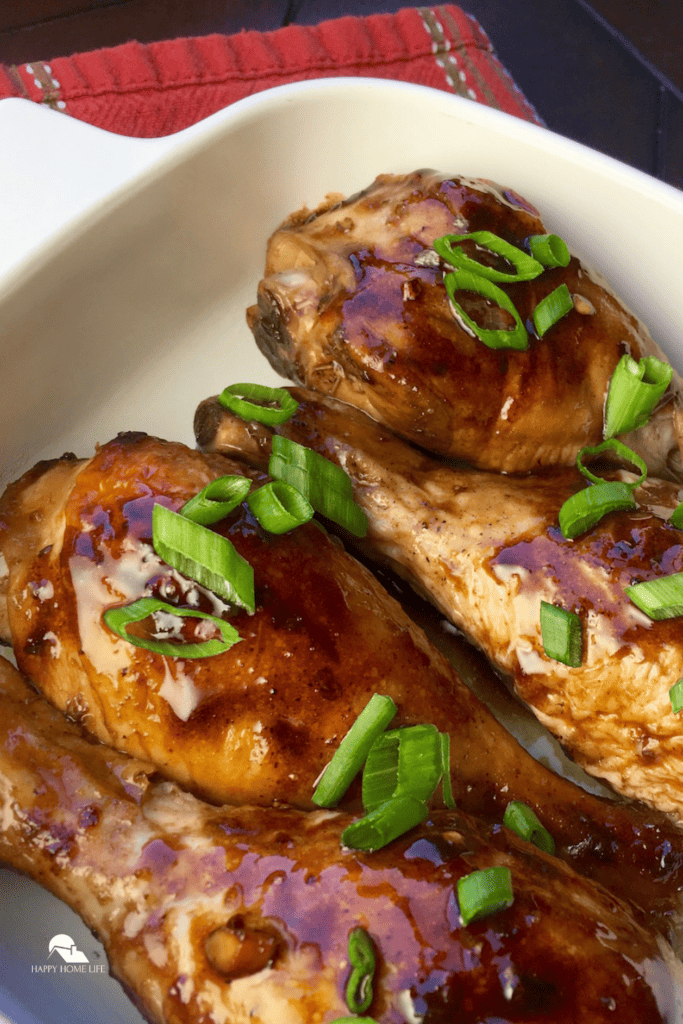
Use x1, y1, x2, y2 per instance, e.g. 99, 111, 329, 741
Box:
47, 934, 90, 964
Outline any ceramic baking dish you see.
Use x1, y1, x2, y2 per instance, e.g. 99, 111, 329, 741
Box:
1, 77, 683, 1024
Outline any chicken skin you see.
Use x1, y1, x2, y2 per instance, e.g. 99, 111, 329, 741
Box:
3, 431, 683, 931
248, 169, 683, 478
1, 655, 682, 1024
196, 387, 683, 827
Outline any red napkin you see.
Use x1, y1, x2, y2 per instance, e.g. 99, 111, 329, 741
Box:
0, 5, 542, 137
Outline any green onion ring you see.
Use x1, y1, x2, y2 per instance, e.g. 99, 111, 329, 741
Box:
558, 480, 636, 540
434, 230, 544, 282
532, 283, 573, 337
540, 601, 582, 667
345, 928, 376, 1015
626, 572, 683, 621
269, 436, 368, 538
179, 475, 251, 526
527, 233, 571, 268
671, 502, 683, 529
153, 503, 255, 613
341, 794, 429, 852
329, 1018, 378, 1023
219, 383, 299, 425
247, 480, 314, 534
603, 353, 673, 439
103, 597, 240, 658
503, 801, 555, 855
576, 438, 647, 489
670, 680, 683, 715
457, 866, 514, 926
312, 694, 397, 808
444, 269, 528, 350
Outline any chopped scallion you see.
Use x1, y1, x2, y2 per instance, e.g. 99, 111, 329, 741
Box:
503, 801, 555, 855
269, 435, 368, 537
576, 438, 647, 489
527, 233, 571, 268
440, 732, 456, 809
312, 694, 397, 808
153, 503, 255, 613
532, 283, 573, 337
361, 724, 442, 813
444, 269, 528, 350
341, 794, 429, 852
670, 680, 683, 715
434, 230, 544, 282
103, 597, 240, 658
179, 475, 251, 526
625, 573, 683, 620
219, 382, 299, 425
247, 480, 314, 534
345, 928, 375, 1015
558, 480, 636, 540
457, 866, 514, 926
604, 354, 673, 439
329, 1019, 377, 1023
671, 502, 683, 529
540, 601, 582, 667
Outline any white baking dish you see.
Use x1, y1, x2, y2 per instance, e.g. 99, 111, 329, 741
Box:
1, 77, 683, 1023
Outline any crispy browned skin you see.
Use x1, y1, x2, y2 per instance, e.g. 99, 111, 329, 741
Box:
4, 430, 683, 932
248, 170, 683, 477
1, 656, 681, 1024
196, 389, 683, 827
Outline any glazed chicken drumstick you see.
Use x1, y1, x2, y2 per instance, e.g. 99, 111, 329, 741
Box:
196, 387, 683, 830
3, 430, 683, 934
2, 655, 682, 1023
247, 169, 683, 478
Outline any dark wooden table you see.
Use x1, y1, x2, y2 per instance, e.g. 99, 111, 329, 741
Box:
1, 0, 682, 190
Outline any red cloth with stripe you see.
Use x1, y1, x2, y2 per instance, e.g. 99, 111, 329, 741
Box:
0, 5, 542, 137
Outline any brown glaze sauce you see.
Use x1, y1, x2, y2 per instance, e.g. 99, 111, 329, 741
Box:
7, 434, 509, 816
6, 654, 672, 1023
492, 475, 683, 652
251, 170, 661, 473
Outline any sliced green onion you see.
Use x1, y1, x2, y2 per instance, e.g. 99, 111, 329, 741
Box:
341, 795, 429, 852
440, 732, 456, 809
345, 928, 375, 1015
540, 601, 582, 667
503, 801, 555, 855
152, 503, 255, 613
218, 383, 299, 425
604, 354, 673, 440
532, 283, 573, 337
361, 724, 442, 813
330, 1019, 378, 1024
103, 597, 240, 658
269, 435, 368, 538
246, 480, 314, 534
444, 269, 528, 350
558, 480, 636, 539
576, 438, 647, 489
457, 866, 514, 926
671, 502, 683, 529
670, 680, 683, 714
527, 233, 571, 268
270, 435, 353, 495
434, 230, 544, 282
626, 572, 683, 620
179, 475, 251, 526
312, 694, 397, 808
